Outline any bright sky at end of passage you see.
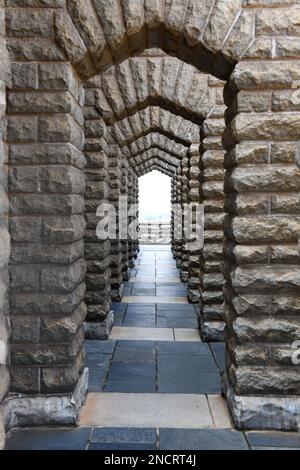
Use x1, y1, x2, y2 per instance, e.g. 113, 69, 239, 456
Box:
138, 171, 171, 222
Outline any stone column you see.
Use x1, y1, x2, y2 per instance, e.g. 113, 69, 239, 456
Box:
133, 172, 140, 258
179, 154, 190, 282
173, 165, 183, 266
223, 61, 300, 430
199, 117, 226, 342
127, 167, 135, 268
121, 158, 130, 281
0, 4, 10, 448
171, 176, 176, 255
84, 81, 112, 339
187, 144, 202, 304
7, 59, 87, 425
108, 145, 124, 302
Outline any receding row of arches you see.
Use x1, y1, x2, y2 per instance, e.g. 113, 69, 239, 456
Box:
1, 1, 300, 446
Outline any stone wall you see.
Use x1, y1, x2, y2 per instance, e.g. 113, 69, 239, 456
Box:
84, 78, 112, 340
1, 0, 300, 438
0, 0, 10, 451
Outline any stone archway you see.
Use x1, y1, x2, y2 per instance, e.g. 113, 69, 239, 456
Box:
1, 1, 300, 443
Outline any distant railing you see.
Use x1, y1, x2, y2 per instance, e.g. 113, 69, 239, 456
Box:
139, 222, 171, 245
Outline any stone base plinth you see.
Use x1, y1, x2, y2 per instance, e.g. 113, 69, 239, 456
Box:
5, 368, 88, 430
84, 311, 114, 340
223, 376, 300, 431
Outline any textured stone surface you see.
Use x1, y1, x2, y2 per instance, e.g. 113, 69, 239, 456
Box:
1, 0, 300, 442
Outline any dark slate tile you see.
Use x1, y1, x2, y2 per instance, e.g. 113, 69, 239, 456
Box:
123, 286, 133, 295
157, 312, 197, 328
116, 340, 156, 349
112, 302, 127, 313
6, 428, 92, 451
107, 361, 156, 383
85, 340, 116, 355
123, 315, 156, 327
159, 429, 249, 451
113, 343, 156, 363
130, 289, 156, 296
158, 373, 221, 394
157, 341, 210, 356
246, 431, 300, 448
91, 427, 156, 443
157, 354, 220, 394
210, 343, 226, 372
88, 442, 157, 450
126, 304, 156, 314
88, 362, 110, 392
157, 304, 195, 312
104, 381, 156, 393
132, 282, 156, 289
85, 351, 112, 367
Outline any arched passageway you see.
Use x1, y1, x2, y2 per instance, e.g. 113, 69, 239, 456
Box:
1, 1, 300, 450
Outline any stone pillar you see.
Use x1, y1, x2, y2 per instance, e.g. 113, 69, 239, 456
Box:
0, 3, 10, 448
187, 144, 202, 304
173, 165, 183, 266
7, 59, 87, 425
121, 158, 130, 281
199, 117, 226, 342
179, 154, 190, 282
108, 145, 124, 302
127, 167, 135, 268
84, 81, 112, 339
133, 172, 139, 258
223, 61, 300, 430
171, 176, 176, 255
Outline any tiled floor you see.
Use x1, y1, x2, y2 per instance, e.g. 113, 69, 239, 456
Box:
6, 246, 300, 451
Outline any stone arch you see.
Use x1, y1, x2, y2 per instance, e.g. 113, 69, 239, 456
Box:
3, 1, 300, 440
84, 56, 218, 126
56, 0, 249, 80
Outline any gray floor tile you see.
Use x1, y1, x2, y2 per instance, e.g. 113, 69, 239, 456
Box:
6, 428, 92, 451
106, 361, 156, 383
91, 427, 157, 443
104, 381, 156, 393
157, 341, 210, 356
85, 340, 116, 355
246, 431, 300, 448
113, 343, 156, 363
157, 355, 219, 393
157, 312, 198, 328
210, 343, 226, 372
88, 442, 157, 450
157, 304, 196, 312
123, 315, 156, 327
159, 429, 249, 450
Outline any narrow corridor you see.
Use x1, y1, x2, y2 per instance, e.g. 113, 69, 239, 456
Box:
6, 247, 300, 450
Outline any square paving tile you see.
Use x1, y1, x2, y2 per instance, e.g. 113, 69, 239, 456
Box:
157, 303, 195, 312
104, 362, 156, 392
85, 340, 116, 355
157, 355, 220, 394
104, 381, 156, 393
89, 442, 157, 450
123, 314, 156, 327
113, 341, 156, 363
159, 429, 249, 450
246, 431, 300, 448
157, 311, 197, 328
6, 428, 92, 451
126, 304, 156, 314
157, 341, 210, 356
210, 343, 226, 372
80, 393, 214, 429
